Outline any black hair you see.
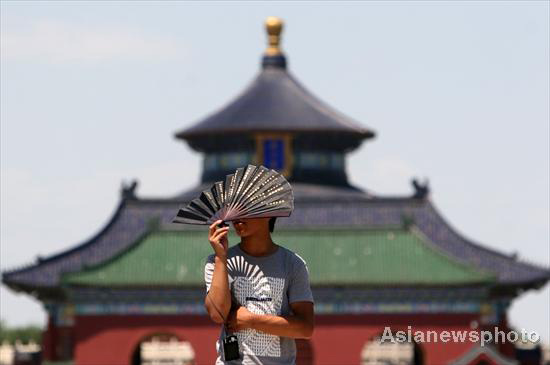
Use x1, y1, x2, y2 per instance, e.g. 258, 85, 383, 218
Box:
268, 217, 277, 233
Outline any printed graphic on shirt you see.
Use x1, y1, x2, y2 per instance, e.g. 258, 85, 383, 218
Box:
233, 275, 285, 356
205, 255, 285, 357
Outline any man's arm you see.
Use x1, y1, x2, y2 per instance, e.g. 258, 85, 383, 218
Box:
227, 301, 314, 339
227, 253, 315, 338
204, 255, 232, 324
203, 221, 231, 324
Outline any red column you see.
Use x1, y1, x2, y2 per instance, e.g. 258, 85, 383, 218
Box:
41, 314, 57, 361
496, 313, 516, 359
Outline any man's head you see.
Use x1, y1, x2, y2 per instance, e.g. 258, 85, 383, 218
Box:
232, 217, 277, 237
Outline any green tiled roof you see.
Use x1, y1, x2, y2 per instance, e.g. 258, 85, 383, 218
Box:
61, 227, 495, 287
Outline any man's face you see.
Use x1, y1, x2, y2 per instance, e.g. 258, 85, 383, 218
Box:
232, 217, 270, 237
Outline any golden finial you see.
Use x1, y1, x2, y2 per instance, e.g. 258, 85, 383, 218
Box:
265, 16, 284, 56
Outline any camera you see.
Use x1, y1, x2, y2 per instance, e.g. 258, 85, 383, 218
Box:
223, 334, 240, 361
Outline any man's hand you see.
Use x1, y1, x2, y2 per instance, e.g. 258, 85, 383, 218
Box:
226, 305, 256, 332
208, 220, 229, 261
226, 302, 314, 339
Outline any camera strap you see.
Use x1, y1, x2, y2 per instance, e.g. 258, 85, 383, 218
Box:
206, 291, 241, 361
206, 291, 229, 332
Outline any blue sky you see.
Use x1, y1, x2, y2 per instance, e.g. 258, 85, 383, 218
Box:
1, 1, 549, 343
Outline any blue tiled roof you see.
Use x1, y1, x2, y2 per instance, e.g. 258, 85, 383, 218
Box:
174, 63, 376, 140
2, 183, 549, 292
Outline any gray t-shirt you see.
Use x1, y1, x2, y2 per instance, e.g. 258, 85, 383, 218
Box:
204, 242, 314, 364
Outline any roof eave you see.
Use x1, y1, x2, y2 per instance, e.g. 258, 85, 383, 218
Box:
174, 127, 375, 141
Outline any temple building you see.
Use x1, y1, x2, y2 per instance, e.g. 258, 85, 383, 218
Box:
2, 16, 549, 365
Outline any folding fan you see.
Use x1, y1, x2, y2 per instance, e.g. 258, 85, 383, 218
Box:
172, 164, 294, 227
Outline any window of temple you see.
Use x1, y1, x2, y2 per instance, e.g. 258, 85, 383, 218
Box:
263, 138, 285, 169
131, 333, 195, 365
361, 336, 423, 365
294, 152, 344, 170
254, 133, 293, 177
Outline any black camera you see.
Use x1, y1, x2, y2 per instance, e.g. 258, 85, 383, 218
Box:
223, 334, 240, 361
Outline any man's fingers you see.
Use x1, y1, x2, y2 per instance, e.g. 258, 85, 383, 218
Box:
211, 228, 229, 243
215, 226, 229, 236
211, 227, 229, 241
209, 226, 228, 241
209, 220, 223, 234
210, 235, 225, 247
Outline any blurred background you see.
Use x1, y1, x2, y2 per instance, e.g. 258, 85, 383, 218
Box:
1, 1, 548, 365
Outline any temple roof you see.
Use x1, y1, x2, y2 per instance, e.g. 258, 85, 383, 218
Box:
3, 184, 549, 298
175, 66, 375, 141
60, 227, 495, 287
174, 17, 375, 151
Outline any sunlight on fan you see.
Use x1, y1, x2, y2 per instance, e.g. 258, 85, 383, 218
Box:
172, 164, 294, 227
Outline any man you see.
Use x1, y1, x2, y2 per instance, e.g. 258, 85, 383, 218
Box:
204, 217, 315, 364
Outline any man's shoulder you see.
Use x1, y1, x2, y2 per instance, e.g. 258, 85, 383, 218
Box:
278, 245, 308, 268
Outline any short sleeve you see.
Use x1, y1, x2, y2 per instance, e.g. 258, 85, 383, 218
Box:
204, 254, 234, 294
288, 253, 314, 304
204, 254, 216, 294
